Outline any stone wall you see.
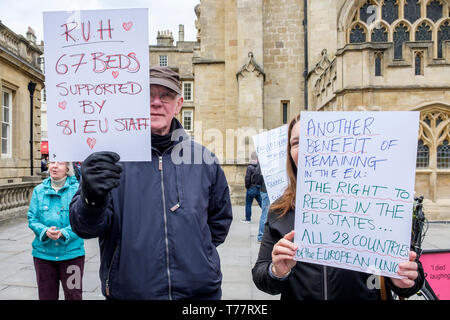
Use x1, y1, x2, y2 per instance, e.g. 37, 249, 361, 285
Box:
0, 22, 45, 183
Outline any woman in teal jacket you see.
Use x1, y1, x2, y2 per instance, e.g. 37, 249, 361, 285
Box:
28, 161, 85, 300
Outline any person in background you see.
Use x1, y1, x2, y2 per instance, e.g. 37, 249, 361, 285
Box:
72, 162, 82, 182
69, 66, 232, 300
28, 161, 85, 300
41, 155, 49, 173
242, 152, 262, 223
252, 114, 424, 300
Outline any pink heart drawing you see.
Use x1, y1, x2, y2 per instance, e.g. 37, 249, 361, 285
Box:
122, 21, 133, 31
58, 101, 67, 110
112, 71, 119, 78
86, 137, 96, 149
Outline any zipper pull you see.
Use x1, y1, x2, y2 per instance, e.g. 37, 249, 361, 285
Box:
105, 280, 110, 296
159, 156, 163, 171
170, 203, 180, 212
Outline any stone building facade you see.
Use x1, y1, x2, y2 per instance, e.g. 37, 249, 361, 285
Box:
0, 22, 45, 220
170, 0, 449, 217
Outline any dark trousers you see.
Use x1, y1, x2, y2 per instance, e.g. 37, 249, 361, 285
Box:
245, 186, 262, 221
33, 255, 85, 300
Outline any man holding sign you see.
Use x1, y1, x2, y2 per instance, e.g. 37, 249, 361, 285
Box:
252, 114, 424, 300
69, 67, 233, 300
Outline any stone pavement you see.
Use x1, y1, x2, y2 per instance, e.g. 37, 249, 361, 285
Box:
0, 205, 277, 300
0, 205, 449, 300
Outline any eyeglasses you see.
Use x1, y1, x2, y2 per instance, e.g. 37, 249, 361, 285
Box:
150, 90, 177, 103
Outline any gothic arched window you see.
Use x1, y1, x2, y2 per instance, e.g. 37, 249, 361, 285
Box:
350, 24, 367, 43
437, 140, 450, 168
375, 52, 383, 76
427, 0, 444, 22
419, 109, 450, 170
416, 139, 430, 168
416, 22, 433, 41
438, 21, 450, 58
405, 0, 422, 24
416, 108, 450, 202
394, 23, 410, 59
382, 0, 399, 24
372, 25, 389, 42
360, 1, 378, 25
415, 51, 424, 75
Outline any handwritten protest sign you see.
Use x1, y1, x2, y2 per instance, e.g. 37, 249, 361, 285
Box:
294, 111, 419, 279
253, 125, 288, 203
43, 8, 150, 161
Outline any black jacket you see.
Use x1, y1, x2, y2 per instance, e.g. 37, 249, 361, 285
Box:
70, 126, 233, 300
252, 207, 425, 300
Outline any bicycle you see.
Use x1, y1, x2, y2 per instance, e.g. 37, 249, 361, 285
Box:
392, 196, 439, 300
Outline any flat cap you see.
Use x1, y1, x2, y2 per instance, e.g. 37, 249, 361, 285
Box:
149, 66, 181, 95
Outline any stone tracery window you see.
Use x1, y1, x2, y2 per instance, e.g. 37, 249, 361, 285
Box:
437, 140, 450, 168
375, 52, 384, 75
416, 139, 430, 168
416, 22, 433, 41
394, 23, 410, 59
350, 24, 367, 43
382, 0, 400, 24
415, 51, 424, 74
438, 21, 450, 58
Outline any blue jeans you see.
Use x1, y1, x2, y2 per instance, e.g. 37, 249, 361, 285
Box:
258, 192, 270, 241
245, 186, 262, 221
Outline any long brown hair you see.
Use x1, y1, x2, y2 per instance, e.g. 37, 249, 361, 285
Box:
270, 114, 300, 217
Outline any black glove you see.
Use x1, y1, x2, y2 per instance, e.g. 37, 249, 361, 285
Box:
81, 151, 122, 207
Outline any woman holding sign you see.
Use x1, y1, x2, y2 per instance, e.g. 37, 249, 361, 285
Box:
28, 161, 85, 300
252, 115, 424, 300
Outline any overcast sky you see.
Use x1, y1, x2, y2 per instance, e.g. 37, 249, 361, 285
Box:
0, 0, 199, 45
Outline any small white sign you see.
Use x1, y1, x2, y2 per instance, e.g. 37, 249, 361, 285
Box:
43, 8, 150, 161
294, 111, 419, 279
253, 125, 288, 203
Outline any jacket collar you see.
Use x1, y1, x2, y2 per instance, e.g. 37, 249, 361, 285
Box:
151, 118, 189, 155
42, 175, 77, 192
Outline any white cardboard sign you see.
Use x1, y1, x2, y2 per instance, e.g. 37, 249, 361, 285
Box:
253, 125, 288, 204
43, 8, 150, 161
294, 111, 419, 279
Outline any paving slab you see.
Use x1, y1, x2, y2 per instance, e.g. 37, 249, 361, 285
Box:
0, 207, 448, 300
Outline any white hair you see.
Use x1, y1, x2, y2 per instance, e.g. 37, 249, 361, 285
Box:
65, 162, 75, 176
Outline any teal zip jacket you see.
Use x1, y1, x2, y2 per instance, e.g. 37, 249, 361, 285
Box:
28, 175, 85, 261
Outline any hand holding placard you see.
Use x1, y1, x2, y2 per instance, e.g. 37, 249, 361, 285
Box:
80, 151, 122, 207
271, 230, 298, 278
